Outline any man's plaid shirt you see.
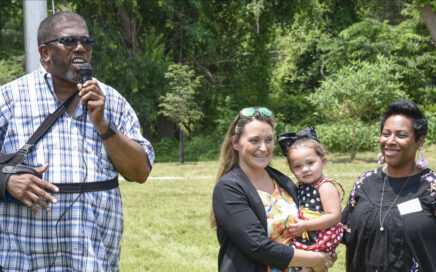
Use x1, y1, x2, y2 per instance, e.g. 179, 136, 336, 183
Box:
0, 66, 154, 271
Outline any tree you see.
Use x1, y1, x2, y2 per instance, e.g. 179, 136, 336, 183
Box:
268, 0, 358, 125
309, 56, 407, 161
416, 1, 436, 46
0, 0, 23, 59
319, 15, 436, 105
159, 64, 203, 163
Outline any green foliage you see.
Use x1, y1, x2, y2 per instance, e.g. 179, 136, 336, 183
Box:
309, 56, 407, 160
354, 0, 409, 24
73, 0, 172, 133
316, 122, 380, 153
269, 0, 358, 124
0, 0, 23, 58
275, 122, 379, 155
1, 0, 435, 160
183, 135, 221, 162
310, 56, 406, 122
425, 110, 436, 145
0, 57, 25, 85
320, 15, 436, 104
153, 135, 220, 163
159, 64, 203, 135
270, 12, 327, 96
415, 0, 436, 10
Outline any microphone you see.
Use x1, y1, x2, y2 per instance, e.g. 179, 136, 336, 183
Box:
79, 63, 93, 83
78, 63, 92, 120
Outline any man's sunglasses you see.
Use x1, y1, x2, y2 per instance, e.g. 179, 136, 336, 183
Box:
44, 36, 96, 51
239, 107, 273, 118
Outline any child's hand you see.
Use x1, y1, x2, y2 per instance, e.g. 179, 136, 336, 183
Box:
288, 219, 308, 236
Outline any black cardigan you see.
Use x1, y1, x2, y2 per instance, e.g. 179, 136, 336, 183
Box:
212, 165, 299, 271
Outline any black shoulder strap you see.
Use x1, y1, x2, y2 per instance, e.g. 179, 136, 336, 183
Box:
18, 91, 78, 156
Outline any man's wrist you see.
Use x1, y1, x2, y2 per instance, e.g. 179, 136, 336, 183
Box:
98, 120, 117, 140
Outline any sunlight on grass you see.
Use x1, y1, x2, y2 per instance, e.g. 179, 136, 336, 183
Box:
120, 145, 436, 271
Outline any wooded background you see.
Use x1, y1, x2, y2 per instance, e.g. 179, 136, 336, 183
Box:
1, 0, 435, 162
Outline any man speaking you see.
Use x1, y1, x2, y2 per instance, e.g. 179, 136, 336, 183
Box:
0, 11, 154, 271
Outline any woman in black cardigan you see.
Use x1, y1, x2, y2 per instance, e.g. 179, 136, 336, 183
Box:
211, 107, 334, 272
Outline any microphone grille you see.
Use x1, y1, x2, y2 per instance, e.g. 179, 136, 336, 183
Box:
79, 63, 93, 77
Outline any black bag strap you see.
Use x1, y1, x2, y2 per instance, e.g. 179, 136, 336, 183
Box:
16, 91, 78, 157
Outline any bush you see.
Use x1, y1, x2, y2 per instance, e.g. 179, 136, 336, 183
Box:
275, 122, 380, 155
152, 138, 179, 163
153, 135, 221, 163
0, 57, 25, 85
316, 122, 379, 153
425, 111, 436, 145
184, 136, 221, 162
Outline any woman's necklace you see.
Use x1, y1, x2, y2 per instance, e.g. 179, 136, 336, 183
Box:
379, 165, 416, 232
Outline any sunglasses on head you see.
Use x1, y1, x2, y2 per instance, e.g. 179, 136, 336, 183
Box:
239, 107, 273, 118
44, 36, 96, 51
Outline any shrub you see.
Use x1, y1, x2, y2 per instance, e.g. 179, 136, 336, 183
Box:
275, 122, 379, 155
309, 56, 406, 160
0, 57, 25, 85
425, 111, 436, 145
153, 135, 221, 163
152, 138, 179, 163
184, 136, 221, 162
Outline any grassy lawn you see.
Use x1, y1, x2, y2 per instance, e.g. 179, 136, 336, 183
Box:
119, 145, 436, 271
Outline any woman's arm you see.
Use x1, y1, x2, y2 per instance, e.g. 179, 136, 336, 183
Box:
290, 182, 341, 235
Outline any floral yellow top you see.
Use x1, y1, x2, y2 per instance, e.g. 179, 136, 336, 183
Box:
258, 180, 299, 272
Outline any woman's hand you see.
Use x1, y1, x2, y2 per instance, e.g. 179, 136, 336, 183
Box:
312, 251, 334, 272
289, 250, 336, 272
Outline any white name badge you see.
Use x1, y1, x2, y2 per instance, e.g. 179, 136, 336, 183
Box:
397, 198, 422, 216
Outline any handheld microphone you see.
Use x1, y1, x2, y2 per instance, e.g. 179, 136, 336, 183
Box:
78, 63, 92, 120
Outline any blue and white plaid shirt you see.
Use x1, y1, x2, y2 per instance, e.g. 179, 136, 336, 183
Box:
0, 66, 154, 271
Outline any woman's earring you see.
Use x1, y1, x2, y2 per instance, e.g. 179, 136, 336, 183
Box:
378, 153, 386, 165
416, 148, 428, 169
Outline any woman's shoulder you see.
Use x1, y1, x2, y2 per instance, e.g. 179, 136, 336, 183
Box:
215, 165, 250, 191
352, 168, 381, 187
347, 167, 382, 207
216, 167, 241, 185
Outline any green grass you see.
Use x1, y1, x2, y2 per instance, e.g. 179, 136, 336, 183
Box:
119, 145, 436, 271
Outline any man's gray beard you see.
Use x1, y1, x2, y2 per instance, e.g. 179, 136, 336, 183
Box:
66, 69, 80, 84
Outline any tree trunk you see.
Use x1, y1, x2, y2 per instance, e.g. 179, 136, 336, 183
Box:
349, 122, 358, 162
179, 128, 184, 163
118, 4, 137, 58
418, 3, 436, 47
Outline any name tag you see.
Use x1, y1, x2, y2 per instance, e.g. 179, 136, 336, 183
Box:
397, 198, 422, 216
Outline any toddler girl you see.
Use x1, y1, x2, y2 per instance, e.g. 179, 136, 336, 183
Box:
277, 127, 344, 271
